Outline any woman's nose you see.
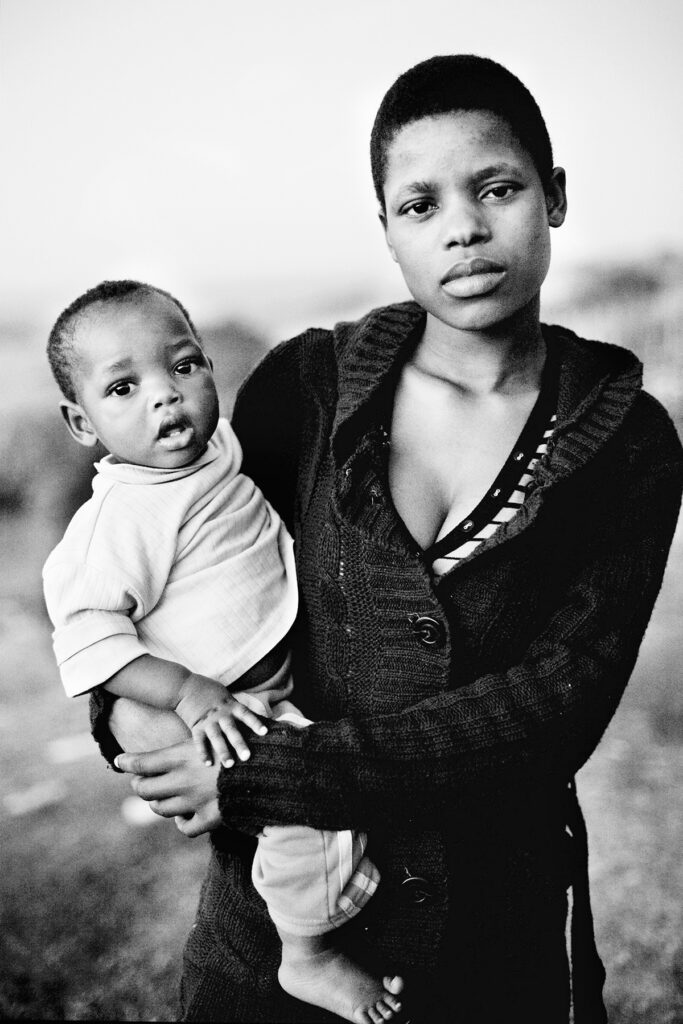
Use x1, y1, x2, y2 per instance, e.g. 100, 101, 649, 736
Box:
441, 198, 490, 248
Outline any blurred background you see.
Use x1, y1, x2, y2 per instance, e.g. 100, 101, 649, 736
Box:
1, 0, 682, 1019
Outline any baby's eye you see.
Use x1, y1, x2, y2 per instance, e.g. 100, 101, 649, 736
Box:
174, 357, 199, 376
482, 183, 519, 201
402, 199, 436, 218
108, 381, 133, 397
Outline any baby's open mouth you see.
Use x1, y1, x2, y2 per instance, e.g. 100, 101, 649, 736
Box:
157, 416, 191, 440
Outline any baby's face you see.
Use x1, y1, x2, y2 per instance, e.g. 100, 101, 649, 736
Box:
73, 291, 219, 469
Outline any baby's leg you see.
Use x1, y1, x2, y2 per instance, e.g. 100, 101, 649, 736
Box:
110, 696, 190, 752
254, 826, 406, 1023
277, 929, 405, 1024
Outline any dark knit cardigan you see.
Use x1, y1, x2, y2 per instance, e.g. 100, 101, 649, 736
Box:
93, 302, 683, 1023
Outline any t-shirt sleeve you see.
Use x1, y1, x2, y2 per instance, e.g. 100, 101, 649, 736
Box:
43, 559, 150, 696
43, 482, 178, 698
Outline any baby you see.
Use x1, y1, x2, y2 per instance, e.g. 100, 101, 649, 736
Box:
42, 280, 405, 1024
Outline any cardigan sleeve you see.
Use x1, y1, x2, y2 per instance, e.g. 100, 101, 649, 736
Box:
218, 391, 683, 835
231, 335, 312, 534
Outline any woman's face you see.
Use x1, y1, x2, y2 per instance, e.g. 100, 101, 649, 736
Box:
380, 110, 566, 335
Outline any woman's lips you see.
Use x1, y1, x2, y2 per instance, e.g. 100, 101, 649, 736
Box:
441, 258, 506, 298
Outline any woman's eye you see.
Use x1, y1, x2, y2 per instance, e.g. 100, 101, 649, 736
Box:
403, 200, 435, 217
175, 358, 198, 376
109, 381, 132, 397
482, 184, 518, 201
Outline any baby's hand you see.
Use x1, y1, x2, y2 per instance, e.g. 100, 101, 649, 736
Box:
175, 673, 268, 767
192, 694, 268, 768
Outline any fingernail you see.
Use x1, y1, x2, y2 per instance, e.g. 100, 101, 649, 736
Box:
221, 758, 234, 768
258, 726, 268, 735
239, 750, 250, 761
204, 758, 213, 766
113, 756, 121, 770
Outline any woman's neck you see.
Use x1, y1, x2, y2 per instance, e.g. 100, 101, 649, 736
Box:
414, 302, 546, 397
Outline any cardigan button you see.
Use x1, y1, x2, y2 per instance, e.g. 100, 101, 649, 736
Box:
401, 874, 434, 904
408, 614, 445, 648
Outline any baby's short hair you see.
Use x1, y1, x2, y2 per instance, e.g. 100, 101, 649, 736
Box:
47, 279, 202, 403
370, 54, 554, 209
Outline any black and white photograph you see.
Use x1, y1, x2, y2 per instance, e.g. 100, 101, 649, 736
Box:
1, 1, 682, 1021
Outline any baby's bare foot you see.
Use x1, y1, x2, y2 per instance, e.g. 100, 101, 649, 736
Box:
278, 936, 405, 1024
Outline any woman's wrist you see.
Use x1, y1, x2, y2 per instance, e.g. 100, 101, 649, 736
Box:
216, 721, 311, 834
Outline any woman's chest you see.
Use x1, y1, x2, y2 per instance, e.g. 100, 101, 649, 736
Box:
388, 373, 538, 548
292, 428, 560, 721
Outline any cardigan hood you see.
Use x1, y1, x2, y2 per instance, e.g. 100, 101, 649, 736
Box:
328, 301, 650, 563
330, 300, 644, 484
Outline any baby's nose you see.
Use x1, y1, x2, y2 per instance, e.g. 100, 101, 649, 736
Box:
152, 381, 181, 408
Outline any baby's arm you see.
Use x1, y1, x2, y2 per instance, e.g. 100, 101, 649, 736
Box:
103, 655, 267, 767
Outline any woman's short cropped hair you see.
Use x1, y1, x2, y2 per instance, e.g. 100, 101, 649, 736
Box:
370, 54, 554, 209
47, 280, 202, 403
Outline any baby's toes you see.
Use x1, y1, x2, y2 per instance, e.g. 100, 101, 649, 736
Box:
375, 997, 397, 1020
382, 992, 403, 1014
383, 975, 404, 995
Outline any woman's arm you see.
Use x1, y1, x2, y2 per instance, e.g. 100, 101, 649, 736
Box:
117, 459, 682, 836
108, 332, 683, 835
208, 461, 681, 835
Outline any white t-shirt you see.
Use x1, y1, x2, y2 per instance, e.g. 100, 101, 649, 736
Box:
43, 419, 298, 698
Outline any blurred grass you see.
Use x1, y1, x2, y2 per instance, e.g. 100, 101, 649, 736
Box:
0, 529, 210, 1020
1, 273, 682, 1020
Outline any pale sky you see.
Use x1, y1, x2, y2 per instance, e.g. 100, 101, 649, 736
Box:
1, 0, 682, 338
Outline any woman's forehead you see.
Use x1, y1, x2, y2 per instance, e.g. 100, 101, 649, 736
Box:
384, 111, 531, 182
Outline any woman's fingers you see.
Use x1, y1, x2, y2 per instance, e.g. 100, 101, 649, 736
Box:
129, 757, 220, 803
176, 816, 206, 838
131, 771, 187, 802
148, 795, 197, 818
174, 801, 221, 837
114, 742, 190, 776
111, 739, 223, 829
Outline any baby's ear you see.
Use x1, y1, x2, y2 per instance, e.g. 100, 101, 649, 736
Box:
59, 400, 99, 448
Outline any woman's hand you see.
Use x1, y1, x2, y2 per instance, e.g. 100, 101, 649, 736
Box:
114, 739, 222, 837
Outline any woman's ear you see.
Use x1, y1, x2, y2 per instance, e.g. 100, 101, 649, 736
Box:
546, 167, 568, 228
59, 400, 99, 448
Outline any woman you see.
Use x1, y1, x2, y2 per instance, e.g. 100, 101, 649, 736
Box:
106, 56, 682, 1022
